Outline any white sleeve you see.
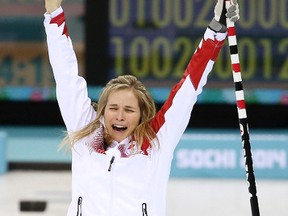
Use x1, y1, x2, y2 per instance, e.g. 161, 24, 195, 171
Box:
153, 28, 226, 157
44, 7, 96, 132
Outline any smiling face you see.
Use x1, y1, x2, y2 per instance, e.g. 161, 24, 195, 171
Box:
104, 88, 141, 142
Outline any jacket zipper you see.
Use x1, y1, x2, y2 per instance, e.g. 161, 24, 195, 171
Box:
108, 156, 115, 172
142, 203, 148, 216
76, 196, 83, 216
108, 156, 115, 215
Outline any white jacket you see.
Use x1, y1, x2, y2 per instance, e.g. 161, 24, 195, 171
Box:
44, 7, 226, 216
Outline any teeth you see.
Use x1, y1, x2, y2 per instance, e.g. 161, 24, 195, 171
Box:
114, 125, 126, 129
112, 125, 127, 131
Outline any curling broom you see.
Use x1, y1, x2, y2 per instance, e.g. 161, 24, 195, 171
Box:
225, 0, 260, 215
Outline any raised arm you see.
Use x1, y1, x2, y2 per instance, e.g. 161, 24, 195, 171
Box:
44, 0, 96, 131
149, 0, 240, 155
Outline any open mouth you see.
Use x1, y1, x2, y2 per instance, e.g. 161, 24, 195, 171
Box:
112, 124, 127, 132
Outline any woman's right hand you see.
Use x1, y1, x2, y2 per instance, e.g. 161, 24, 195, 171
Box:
45, 0, 62, 14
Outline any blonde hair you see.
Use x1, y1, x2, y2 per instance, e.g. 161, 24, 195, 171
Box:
61, 75, 157, 151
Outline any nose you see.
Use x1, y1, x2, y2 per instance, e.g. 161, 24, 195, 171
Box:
116, 110, 125, 121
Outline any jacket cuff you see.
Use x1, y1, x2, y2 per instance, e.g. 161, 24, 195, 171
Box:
44, 6, 63, 19
204, 28, 227, 42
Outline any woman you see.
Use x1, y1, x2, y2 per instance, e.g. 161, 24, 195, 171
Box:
44, 0, 239, 215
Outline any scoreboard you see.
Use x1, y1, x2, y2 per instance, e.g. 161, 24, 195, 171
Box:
109, 0, 288, 87
0, 0, 287, 103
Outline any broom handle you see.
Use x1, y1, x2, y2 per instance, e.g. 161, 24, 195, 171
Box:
225, 1, 260, 215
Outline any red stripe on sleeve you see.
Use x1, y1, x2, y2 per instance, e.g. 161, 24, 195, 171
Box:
141, 37, 225, 153
62, 24, 69, 37
50, 12, 65, 26
50, 12, 69, 37
189, 38, 224, 90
